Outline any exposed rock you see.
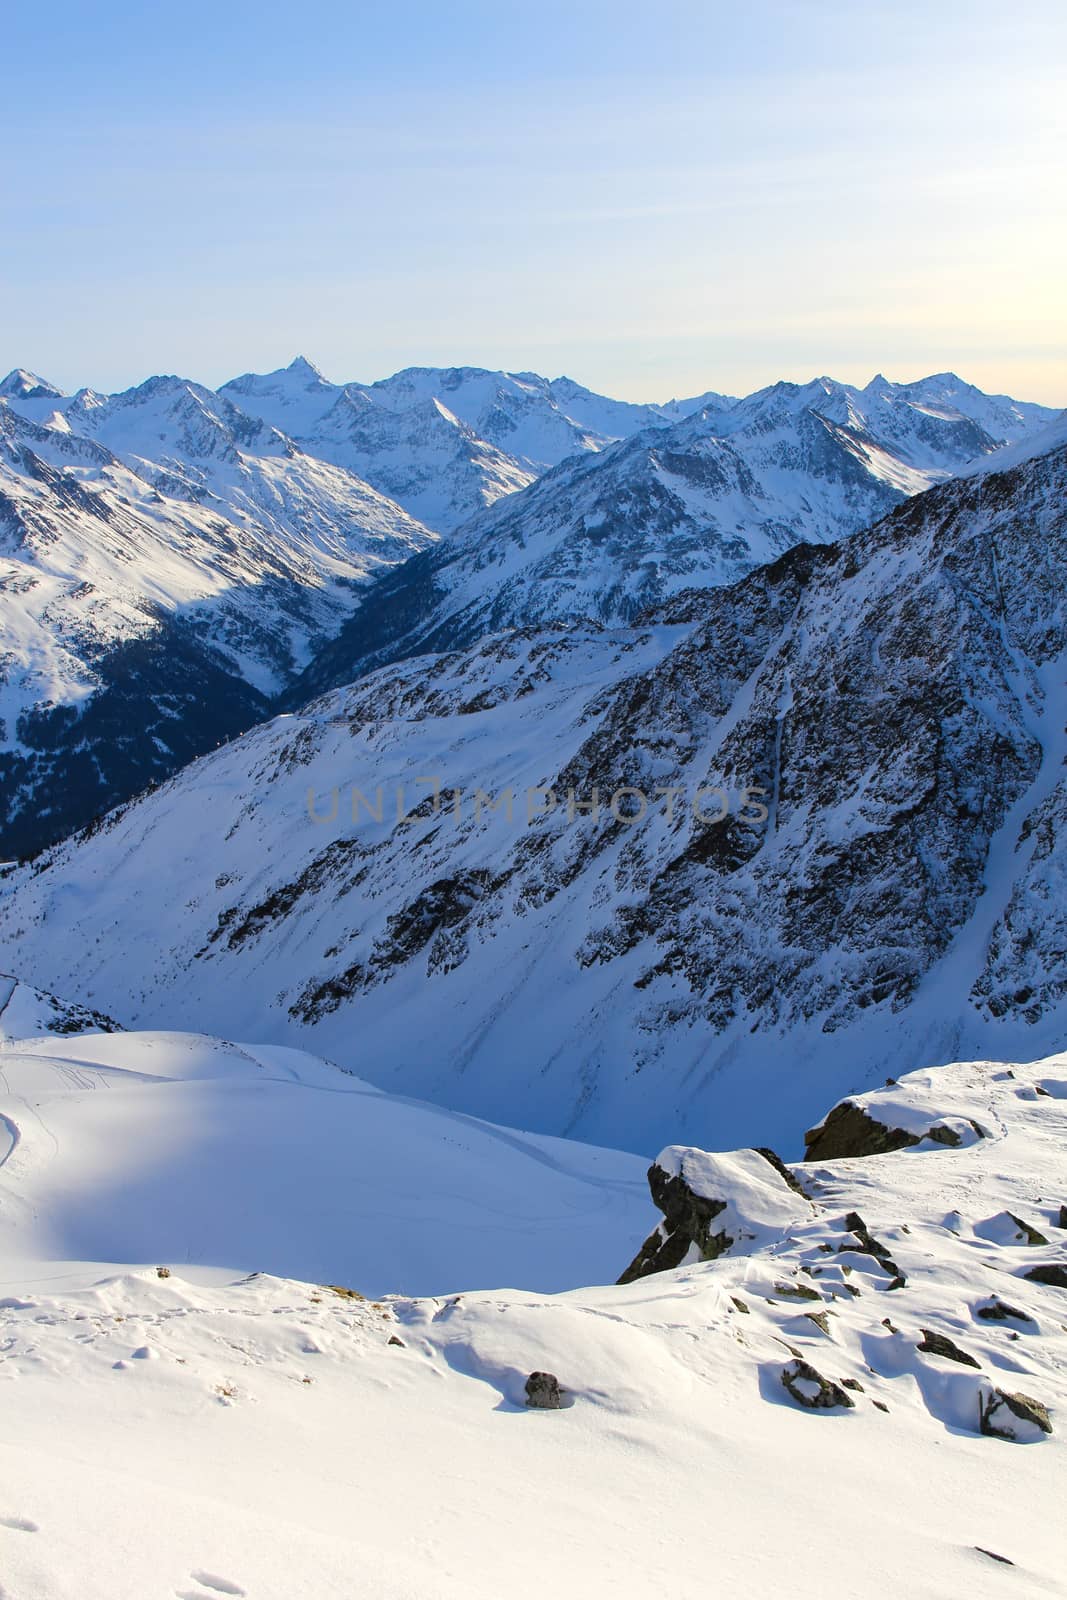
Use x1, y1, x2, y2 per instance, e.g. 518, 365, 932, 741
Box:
837, 1212, 906, 1285
525, 1371, 563, 1410
774, 1280, 822, 1301
1007, 1212, 1050, 1246
1059, 1205, 1067, 1228
618, 1146, 809, 1284
975, 1548, 1014, 1566
779, 1358, 855, 1411
804, 1101, 978, 1162
979, 1386, 1052, 1441
1024, 1263, 1067, 1289
976, 1298, 1035, 1324
0, 974, 124, 1044
917, 1329, 980, 1368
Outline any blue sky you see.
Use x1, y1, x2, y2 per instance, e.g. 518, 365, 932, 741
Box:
4, 0, 1065, 403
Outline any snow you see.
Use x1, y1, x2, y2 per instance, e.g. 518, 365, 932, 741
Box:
0, 1030, 648, 1296
0, 1022, 1063, 1599
961, 409, 1067, 478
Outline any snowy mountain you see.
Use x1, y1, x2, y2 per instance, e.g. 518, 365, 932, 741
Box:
0, 1019, 1062, 1597
4, 435, 1063, 1152
286, 369, 1060, 700
0, 359, 1056, 860
0, 380, 434, 857
220, 358, 727, 533
223, 359, 1057, 550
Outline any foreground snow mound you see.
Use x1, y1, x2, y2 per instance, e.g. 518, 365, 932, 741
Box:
0, 1028, 648, 1295
803, 1069, 998, 1160
0, 1050, 1064, 1598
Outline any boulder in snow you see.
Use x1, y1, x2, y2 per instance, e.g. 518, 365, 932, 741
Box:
618, 1146, 810, 1284
780, 1359, 855, 1412
525, 1371, 563, 1410
979, 1386, 1052, 1442
804, 1098, 983, 1162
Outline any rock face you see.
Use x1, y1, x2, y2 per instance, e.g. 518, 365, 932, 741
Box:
618, 1147, 810, 1284
979, 1387, 1053, 1441
524, 1371, 563, 1410
780, 1359, 855, 1411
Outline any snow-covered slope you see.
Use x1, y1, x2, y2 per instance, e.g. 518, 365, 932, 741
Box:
289, 371, 1060, 698
4, 439, 1064, 1151
0, 1030, 1062, 1599
0, 1029, 646, 1294
0, 382, 433, 857
0, 973, 121, 1042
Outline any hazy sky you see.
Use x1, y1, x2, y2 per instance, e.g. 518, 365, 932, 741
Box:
5, 0, 1065, 403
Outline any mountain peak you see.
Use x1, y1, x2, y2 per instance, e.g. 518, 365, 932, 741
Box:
285, 355, 327, 381
0, 368, 64, 400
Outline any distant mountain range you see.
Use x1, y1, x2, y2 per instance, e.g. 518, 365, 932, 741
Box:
220, 357, 728, 531
289, 369, 1060, 699
0, 358, 1059, 859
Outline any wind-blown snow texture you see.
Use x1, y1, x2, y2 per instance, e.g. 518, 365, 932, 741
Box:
0, 1026, 1062, 1598
3, 439, 1064, 1152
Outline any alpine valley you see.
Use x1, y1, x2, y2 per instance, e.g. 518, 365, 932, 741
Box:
0, 373, 1063, 1149
1, 354, 1065, 1600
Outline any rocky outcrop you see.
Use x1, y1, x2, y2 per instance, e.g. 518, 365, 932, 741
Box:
1024, 1264, 1067, 1289
804, 1101, 983, 1162
976, 1298, 1035, 1324
0, 974, 123, 1043
618, 1146, 809, 1284
979, 1387, 1052, 1441
780, 1359, 855, 1411
916, 1329, 979, 1368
